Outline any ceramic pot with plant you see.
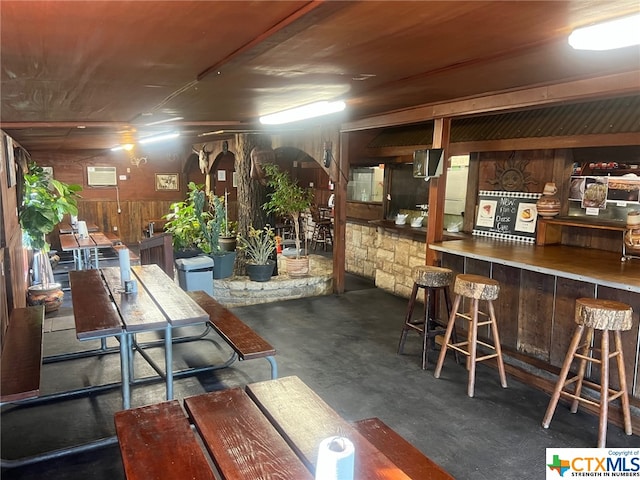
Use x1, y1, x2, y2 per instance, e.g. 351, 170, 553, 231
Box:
262, 163, 313, 276
20, 162, 82, 311
238, 225, 276, 282
194, 189, 236, 278
163, 182, 205, 258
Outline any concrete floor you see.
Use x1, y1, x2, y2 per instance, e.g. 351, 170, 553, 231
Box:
2, 271, 639, 479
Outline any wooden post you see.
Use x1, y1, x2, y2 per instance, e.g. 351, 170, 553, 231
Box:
332, 132, 348, 294
426, 118, 451, 266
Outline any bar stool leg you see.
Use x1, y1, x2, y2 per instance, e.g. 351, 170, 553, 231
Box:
468, 298, 479, 397
443, 287, 460, 365
570, 327, 594, 414
397, 283, 419, 354
434, 294, 462, 379
421, 288, 432, 370
597, 330, 610, 448
614, 331, 633, 435
487, 300, 507, 388
542, 325, 585, 428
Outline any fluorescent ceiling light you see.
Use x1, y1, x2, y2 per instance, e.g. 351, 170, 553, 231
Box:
145, 116, 184, 126
569, 13, 640, 50
138, 132, 180, 145
259, 100, 346, 125
110, 143, 134, 152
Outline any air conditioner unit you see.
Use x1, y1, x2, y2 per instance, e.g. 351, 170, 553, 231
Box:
87, 166, 117, 186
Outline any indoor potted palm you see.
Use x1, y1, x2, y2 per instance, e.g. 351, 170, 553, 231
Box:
237, 225, 276, 282
262, 163, 313, 276
20, 162, 82, 311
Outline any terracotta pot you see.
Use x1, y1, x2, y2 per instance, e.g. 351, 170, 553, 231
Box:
285, 256, 309, 277
27, 283, 64, 313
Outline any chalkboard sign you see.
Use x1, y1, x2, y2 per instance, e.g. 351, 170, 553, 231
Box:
472, 190, 542, 243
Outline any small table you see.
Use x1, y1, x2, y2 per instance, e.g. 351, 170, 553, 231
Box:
115, 376, 453, 480
59, 232, 113, 269
70, 264, 208, 408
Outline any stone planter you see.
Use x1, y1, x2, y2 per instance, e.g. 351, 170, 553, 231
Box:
246, 260, 276, 282
219, 236, 237, 252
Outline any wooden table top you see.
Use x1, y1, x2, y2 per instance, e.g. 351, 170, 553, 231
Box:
58, 222, 99, 234
430, 237, 640, 293
59, 232, 112, 250
101, 264, 208, 332
116, 376, 435, 480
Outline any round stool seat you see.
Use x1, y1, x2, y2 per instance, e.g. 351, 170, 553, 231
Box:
453, 274, 499, 300
575, 298, 633, 331
412, 266, 453, 288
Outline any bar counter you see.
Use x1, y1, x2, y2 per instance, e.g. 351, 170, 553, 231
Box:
428, 236, 640, 414
430, 237, 640, 293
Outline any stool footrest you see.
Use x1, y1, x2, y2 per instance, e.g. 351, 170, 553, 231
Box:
456, 311, 489, 322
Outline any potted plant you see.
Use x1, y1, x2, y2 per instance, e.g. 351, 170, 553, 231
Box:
19, 162, 82, 311
193, 188, 236, 279
163, 182, 205, 258
262, 163, 313, 276
219, 190, 238, 252
237, 225, 276, 282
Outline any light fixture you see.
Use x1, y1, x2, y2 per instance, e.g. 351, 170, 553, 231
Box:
138, 132, 180, 145
110, 143, 134, 152
569, 13, 640, 50
145, 116, 184, 126
259, 100, 346, 125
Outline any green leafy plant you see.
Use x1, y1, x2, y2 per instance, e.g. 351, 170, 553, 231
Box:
262, 163, 313, 258
163, 182, 206, 252
20, 162, 82, 251
193, 189, 225, 255
237, 225, 275, 265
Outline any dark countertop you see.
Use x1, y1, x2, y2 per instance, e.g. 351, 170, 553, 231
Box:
430, 237, 640, 293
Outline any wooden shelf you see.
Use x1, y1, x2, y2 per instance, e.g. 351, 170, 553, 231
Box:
536, 216, 625, 246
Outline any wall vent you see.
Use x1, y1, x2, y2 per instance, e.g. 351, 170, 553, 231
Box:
87, 166, 117, 186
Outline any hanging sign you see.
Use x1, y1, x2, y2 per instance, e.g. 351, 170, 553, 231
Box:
473, 190, 542, 243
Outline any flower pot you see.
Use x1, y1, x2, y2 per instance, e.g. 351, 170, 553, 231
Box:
174, 247, 203, 259
27, 283, 64, 313
285, 256, 309, 277
246, 260, 276, 282
211, 251, 236, 279
219, 236, 237, 252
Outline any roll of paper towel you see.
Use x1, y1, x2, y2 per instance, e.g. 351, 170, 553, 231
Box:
77, 221, 89, 239
119, 248, 131, 286
315, 436, 355, 480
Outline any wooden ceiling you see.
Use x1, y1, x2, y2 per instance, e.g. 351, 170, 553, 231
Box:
1, 1, 639, 153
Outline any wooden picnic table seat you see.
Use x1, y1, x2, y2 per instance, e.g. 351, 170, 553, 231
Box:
0, 306, 45, 403
187, 290, 278, 378
184, 388, 313, 479
114, 400, 216, 480
354, 417, 454, 480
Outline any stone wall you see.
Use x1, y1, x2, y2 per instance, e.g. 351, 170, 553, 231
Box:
346, 222, 426, 299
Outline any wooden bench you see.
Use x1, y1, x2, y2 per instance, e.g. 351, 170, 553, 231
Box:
0, 306, 45, 403
114, 400, 217, 480
187, 290, 278, 378
354, 417, 454, 480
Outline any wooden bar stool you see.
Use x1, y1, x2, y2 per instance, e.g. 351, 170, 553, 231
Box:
397, 266, 458, 370
542, 298, 633, 447
434, 274, 507, 397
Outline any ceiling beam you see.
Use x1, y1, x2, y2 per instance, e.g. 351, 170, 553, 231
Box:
341, 71, 640, 132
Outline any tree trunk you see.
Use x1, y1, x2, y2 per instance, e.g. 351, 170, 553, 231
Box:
234, 133, 272, 275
